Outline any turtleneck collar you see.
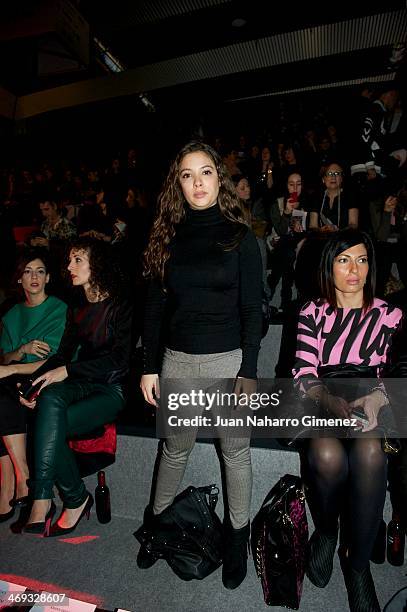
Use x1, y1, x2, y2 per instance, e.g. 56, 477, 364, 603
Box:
184, 202, 224, 226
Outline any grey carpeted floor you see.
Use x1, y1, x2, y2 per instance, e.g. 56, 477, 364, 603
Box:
0, 510, 406, 612
1, 435, 406, 611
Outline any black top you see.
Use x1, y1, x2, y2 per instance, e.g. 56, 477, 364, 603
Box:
310, 190, 357, 229
143, 203, 263, 378
36, 297, 132, 384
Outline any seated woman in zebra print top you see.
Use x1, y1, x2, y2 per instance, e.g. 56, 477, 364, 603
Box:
293, 229, 402, 612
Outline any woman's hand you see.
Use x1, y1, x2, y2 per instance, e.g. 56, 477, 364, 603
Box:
18, 366, 68, 409
307, 386, 351, 419
349, 390, 386, 432
384, 195, 398, 213
328, 396, 352, 419
16, 383, 37, 410
233, 377, 257, 409
140, 374, 160, 407
324, 393, 352, 419
19, 396, 37, 410
32, 366, 68, 392
284, 199, 297, 214
21, 340, 50, 359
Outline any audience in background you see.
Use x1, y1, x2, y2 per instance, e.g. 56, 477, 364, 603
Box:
0, 86, 404, 333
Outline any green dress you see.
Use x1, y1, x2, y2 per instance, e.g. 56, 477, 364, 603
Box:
0, 295, 67, 363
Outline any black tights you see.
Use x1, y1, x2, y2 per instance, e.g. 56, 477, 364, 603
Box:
304, 437, 387, 571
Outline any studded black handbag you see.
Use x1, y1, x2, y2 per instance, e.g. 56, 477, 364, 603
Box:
135, 484, 223, 581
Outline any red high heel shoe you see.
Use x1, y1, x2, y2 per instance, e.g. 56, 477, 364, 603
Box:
22, 501, 56, 536
46, 494, 94, 537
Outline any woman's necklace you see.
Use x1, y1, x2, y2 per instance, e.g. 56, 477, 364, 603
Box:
320, 190, 341, 228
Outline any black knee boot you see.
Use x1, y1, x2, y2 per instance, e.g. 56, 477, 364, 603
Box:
343, 564, 380, 612
222, 522, 250, 590
306, 529, 338, 588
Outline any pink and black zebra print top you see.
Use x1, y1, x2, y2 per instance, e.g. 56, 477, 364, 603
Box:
293, 298, 402, 391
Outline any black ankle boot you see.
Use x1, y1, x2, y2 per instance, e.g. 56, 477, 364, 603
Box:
222, 522, 250, 590
344, 565, 380, 612
135, 506, 160, 570
137, 544, 159, 569
306, 529, 338, 588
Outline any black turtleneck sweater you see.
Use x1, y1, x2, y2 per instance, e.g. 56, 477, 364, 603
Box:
143, 204, 263, 378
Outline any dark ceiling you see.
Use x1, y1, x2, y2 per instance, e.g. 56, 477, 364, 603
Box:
80, 2, 387, 68
0, 1, 406, 114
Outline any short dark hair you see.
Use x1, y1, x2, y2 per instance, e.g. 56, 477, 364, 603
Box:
319, 229, 376, 310
13, 247, 50, 288
13, 247, 50, 299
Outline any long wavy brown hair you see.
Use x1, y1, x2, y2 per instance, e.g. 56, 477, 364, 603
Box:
143, 141, 249, 281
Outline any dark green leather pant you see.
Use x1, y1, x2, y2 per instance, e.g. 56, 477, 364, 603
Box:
32, 380, 124, 508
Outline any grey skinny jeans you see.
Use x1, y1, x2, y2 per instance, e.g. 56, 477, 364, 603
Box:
153, 348, 252, 529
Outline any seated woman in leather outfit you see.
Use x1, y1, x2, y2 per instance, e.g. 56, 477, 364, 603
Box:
18, 238, 132, 536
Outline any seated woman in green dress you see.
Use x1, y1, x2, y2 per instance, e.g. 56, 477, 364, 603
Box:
0, 248, 67, 521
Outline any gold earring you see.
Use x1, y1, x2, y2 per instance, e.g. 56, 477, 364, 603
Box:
17, 279, 22, 284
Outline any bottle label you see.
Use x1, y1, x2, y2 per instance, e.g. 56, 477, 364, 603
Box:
388, 533, 405, 556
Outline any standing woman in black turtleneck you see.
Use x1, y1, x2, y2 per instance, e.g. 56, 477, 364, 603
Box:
139, 141, 263, 589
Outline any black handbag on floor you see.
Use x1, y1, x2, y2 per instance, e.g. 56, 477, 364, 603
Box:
135, 484, 223, 581
251, 474, 308, 610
